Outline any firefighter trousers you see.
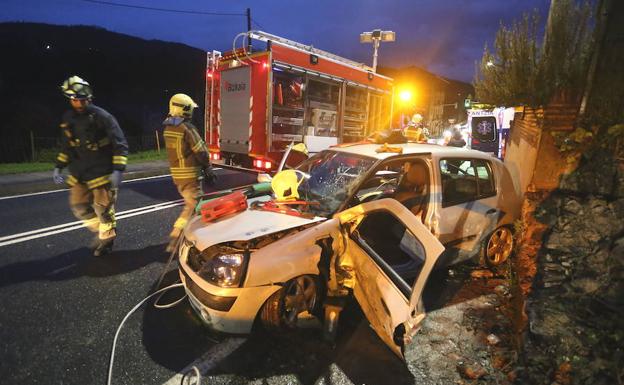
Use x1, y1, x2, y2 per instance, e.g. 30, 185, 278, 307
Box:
70, 182, 117, 240
170, 179, 201, 239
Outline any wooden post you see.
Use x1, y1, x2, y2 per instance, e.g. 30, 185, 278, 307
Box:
30, 131, 35, 162
155, 130, 161, 153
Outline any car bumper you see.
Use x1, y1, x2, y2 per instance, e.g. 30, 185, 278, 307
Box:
179, 265, 280, 334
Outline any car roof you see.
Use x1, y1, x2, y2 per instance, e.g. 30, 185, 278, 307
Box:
328, 142, 499, 161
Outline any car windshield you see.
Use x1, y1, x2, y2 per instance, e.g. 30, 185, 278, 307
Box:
296, 150, 376, 216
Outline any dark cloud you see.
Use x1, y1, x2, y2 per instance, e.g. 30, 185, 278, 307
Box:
1, 0, 550, 81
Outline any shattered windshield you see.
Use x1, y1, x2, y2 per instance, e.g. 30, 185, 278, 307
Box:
296, 151, 377, 216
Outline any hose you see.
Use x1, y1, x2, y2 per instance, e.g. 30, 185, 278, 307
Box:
107, 235, 190, 384
106, 282, 185, 385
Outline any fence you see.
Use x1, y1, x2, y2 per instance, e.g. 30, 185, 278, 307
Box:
1, 131, 165, 163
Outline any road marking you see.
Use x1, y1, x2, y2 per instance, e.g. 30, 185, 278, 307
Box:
0, 200, 183, 242
0, 168, 223, 201
161, 338, 246, 385
0, 199, 184, 247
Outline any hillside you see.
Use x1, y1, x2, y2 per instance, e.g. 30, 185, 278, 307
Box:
0, 22, 206, 162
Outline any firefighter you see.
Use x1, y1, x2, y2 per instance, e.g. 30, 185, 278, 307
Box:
53, 75, 128, 256
404, 113, 428, 143
163, 93, 216, 252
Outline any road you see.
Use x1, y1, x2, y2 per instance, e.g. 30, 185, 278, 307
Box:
0, 168, 411, 385
0, 167, 500, 385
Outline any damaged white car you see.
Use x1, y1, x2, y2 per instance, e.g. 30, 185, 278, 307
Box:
178, 143, 521, 358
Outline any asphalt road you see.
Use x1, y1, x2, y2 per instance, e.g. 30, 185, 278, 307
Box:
0, 168, 475, 385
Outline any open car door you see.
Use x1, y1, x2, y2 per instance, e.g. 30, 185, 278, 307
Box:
336, 198, 444, 359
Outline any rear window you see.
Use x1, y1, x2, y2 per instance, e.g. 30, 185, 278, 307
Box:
439, 158, 496, 206
471, 117, 497, 142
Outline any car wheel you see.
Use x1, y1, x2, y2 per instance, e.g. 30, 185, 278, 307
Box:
482, 226, 514, 266
259, 275, 320, 329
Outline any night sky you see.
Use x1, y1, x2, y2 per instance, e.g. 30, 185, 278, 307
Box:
2, 0, 550, 82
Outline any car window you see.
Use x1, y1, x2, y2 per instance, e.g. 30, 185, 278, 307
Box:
474, 160, 495, 196
352, 159, 404, 203
440, 158, 495, 206
353, 210, 425, 297
296, 151, 377, 216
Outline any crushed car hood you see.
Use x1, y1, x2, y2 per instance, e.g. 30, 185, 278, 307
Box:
184, 198, 326, 250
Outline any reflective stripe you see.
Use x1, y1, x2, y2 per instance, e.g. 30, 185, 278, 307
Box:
99, 222, 115, 232
164, 131, 184, 138
66, 175, 78, 186
191, 140, 205, 153
83, 217, 100, 231
171, 174, 199, 179
112, 155, 127, 165
86, 175, 110, 189
173, 217, 188, 229
57, 153, 69, 163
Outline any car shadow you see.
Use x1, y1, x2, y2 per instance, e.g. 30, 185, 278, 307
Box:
175, 296, 415, 385
137, 261, 507, 384
0, 244, 168, 288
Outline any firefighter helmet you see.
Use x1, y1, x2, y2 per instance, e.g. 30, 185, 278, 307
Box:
60, 76, 93, 100
169, 93, 198, 118
271, 169, 304, 201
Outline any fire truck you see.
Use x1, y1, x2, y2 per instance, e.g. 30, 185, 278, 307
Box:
204, 31, 394, 171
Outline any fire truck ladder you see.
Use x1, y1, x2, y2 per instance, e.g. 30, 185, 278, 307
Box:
248, 30, 374, 73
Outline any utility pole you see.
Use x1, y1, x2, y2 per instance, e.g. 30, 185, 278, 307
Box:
246, 8, 252, 50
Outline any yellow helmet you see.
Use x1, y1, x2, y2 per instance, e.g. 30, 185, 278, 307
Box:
60, 75, 93, 100
271, 170, 304, 201
169, 93, 198, 118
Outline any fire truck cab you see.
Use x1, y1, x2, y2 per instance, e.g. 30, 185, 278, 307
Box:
205, 31, 394, 171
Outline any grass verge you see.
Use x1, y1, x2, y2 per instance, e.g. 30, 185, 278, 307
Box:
0, 150, 167, 175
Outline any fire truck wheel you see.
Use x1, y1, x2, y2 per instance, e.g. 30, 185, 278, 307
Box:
259, 275, 320, 330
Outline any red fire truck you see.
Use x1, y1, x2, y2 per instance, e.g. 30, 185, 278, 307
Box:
204, 31, 394, 171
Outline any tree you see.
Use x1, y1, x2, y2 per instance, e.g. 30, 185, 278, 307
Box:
474, 0, 594, 107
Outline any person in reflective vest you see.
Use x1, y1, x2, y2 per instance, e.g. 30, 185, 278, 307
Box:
163, 93, 216, 252
53, 75, 128, 257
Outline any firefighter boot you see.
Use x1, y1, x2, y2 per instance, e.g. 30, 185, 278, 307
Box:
93, 238, 115, 257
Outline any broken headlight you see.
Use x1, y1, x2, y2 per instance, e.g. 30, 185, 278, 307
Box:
199, 252, 247, 288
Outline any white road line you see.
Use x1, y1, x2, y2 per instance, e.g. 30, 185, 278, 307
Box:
0, 168, 223, 201
161, 338, 246, 385
0, 199, 183, 242
0, 200, 184, 247
0, 187, 69, 201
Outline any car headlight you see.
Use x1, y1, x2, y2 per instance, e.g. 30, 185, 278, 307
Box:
199, 253, 246, 287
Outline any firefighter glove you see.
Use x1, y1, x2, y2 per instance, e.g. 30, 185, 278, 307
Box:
110, 170, 123, 189
53, 168, 64, 184
203, 167, 217, 186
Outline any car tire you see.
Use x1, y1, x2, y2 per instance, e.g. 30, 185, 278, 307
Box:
259, 275, 320, 330
482, 226, 514, 267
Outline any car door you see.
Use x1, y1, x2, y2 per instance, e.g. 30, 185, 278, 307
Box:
436, 158, 498, 262
336, 198, 444, 359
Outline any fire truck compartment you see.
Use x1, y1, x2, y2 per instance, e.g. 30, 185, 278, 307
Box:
220, 66, 252, 155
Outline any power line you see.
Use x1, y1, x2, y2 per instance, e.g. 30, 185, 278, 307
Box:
251, 18, 265, 30
79, 0, 245, 16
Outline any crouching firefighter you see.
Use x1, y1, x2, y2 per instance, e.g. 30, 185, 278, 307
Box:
163, 93, 217, 252
53, 75, 129, 257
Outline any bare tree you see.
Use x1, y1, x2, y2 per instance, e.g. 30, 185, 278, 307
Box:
474, 0, 594, 107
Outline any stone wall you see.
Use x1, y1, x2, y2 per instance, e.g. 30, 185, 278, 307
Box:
517, 136, 624, 384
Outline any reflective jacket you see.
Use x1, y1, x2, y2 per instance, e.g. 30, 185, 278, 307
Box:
55, 104, 128, 189
163, 116, 211, 183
